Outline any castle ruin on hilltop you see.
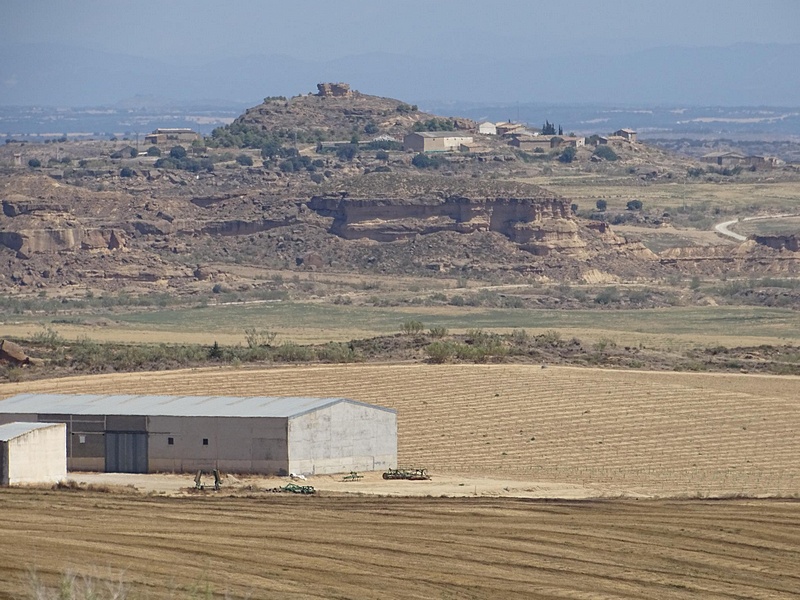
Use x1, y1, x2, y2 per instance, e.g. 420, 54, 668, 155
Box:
317, 82, 352, 97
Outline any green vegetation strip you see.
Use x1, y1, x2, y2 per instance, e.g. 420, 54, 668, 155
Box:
103, 303, 800, 341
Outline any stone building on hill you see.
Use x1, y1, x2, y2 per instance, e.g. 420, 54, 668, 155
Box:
317, 83, 353, 97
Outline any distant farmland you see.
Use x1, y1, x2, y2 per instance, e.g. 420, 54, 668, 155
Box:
4, 363, 799, 496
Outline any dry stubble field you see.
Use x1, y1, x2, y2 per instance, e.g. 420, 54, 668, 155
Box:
2, 364, 800, 599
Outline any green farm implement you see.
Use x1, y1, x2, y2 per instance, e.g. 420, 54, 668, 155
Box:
382, 468, 430, 481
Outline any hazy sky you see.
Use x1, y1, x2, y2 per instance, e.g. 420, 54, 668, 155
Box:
5, 0, 800, 62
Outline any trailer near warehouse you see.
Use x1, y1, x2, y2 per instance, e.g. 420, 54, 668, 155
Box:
0, 394, 397, 476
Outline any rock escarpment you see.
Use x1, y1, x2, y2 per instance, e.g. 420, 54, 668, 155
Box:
307, 193, 586, 256
1, 196, 126, 258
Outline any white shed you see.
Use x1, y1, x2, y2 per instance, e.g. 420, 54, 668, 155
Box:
0, 422, 67, 485
478, 122, 497, 135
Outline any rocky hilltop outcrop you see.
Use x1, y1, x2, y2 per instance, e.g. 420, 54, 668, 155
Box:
232, 84, 474, 141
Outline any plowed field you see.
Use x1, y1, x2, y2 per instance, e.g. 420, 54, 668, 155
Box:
1, 490, 799, 600
3, 364, 800, 495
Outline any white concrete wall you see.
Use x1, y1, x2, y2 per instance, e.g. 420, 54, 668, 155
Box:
288, 402, 397, 475
4, 424, 67, 485
442, 135, 473, 150
147, 416, 289, 474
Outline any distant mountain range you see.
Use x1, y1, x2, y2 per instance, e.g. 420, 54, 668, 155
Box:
2, 42, 799, 108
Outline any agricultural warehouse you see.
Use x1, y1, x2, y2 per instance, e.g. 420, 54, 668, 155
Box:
0, 394, 397, 475
0, 422, 66, 486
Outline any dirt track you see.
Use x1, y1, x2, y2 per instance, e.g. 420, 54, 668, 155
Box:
1, 489, 798, 600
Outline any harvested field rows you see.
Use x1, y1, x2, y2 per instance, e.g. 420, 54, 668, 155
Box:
0, 490, 799, 600
4, 364, 800, 496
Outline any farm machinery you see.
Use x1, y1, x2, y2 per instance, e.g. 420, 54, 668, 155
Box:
342, 471, 363, 482
194, 469, 222, 491
268, 483, 316, 494
382, 468, 431, 481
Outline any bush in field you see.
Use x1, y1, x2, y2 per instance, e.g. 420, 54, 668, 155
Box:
428, 326, 448, 338
425, 341, 455, 363
537, 330, 562, 347
316, 342, 359, 363
244, 328, 277, 348
236, 154, 254, 166
272, 342, 315, 362
400, 320, 424, 335
594, 286, 621, 305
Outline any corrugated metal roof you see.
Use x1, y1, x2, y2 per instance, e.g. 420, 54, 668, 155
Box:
0, 421, 63, 441
0, 394, 395, 419
409, 131, 472, 138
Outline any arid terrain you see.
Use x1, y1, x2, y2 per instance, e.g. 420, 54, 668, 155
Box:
2, 362, 800, 599
1, 87, 800, 599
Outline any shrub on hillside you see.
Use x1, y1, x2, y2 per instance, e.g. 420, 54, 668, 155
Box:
592, 145, 618, 161
169, 145, 187, 160
626, 199, 643, 211
411, 153, 445, 169
558, 146, 577, 163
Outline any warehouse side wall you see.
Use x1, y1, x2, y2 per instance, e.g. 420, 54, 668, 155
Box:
5, 424, 67, 485
288, 402, 397, 475
147, 416, 289, 474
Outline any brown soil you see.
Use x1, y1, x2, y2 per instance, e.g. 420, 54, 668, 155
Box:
0, 489, 798, 599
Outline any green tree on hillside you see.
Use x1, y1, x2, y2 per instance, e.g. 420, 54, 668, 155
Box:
558, 146, 577, 163
169, 146, 187, 160
626, 199, 643, 211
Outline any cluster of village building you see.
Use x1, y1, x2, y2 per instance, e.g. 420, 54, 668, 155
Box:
136, 120, 782, 170
402, 122, 637, 154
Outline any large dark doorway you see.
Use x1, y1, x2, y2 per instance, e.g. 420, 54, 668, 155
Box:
105, 432, 148, 473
